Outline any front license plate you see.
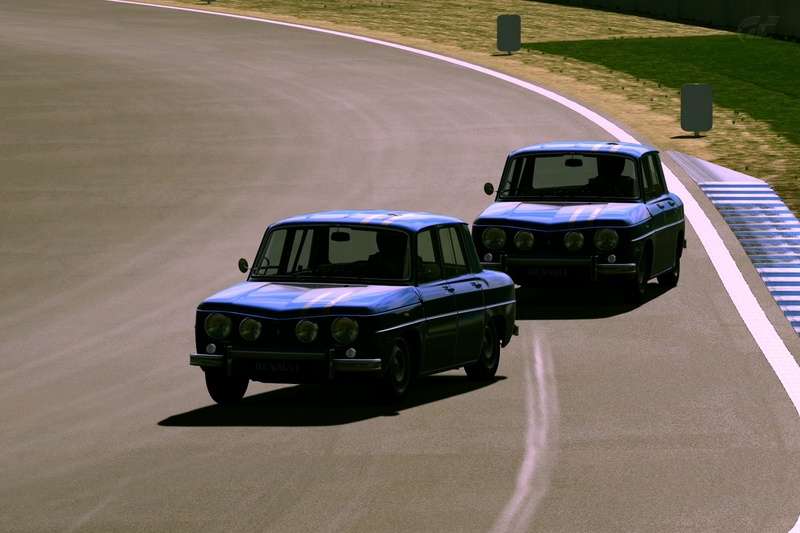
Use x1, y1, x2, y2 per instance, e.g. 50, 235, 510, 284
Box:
253, 360, 301, 373
245, 359, 328, 384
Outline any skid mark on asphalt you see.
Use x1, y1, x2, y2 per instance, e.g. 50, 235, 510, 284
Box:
491, 335, 558, 533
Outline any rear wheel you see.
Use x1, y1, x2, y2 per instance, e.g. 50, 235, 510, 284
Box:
465, 319, 500, 381
204, 371, 249, 405
376, 338, 412, 403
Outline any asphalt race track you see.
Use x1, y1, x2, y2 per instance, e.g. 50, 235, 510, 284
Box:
4, 1, 800, 531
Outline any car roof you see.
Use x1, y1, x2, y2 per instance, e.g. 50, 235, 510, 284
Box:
508, 141, 656, 159
276, 210, 464, 232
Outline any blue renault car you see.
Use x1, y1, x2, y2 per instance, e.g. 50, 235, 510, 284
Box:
191, 210, 516, 404
473, 141, 686, 303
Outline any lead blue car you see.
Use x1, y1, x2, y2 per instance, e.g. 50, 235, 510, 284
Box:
473, 141, 686, 303
191, 210, 517, 404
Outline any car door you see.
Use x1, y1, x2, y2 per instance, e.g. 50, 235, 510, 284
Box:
649, 151, 684, 251
641, 152, 674, 276
415, 228, 458, 373
438, 225, 486, 366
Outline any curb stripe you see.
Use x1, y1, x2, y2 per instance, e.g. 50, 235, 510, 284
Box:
701, 181, 800, 334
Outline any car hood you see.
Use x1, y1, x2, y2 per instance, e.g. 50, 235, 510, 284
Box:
198, 281, 420, 317
474, 201, 648, 228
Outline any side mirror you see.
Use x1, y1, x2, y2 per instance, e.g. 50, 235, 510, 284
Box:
238, 258, 249, 274
484, 182, 495, 195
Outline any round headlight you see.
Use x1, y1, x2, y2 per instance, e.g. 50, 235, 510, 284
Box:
331, 317, 359, 344
296, 320, 319, 343
205, 313, 232, 340
564, 231, 585, 251
594, 228, 619, 252
239, 318, 262, 341
482, 227, 506, 250
514, 231, 534, 251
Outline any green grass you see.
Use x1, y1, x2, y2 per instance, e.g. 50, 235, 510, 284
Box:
524, 34, 800, 146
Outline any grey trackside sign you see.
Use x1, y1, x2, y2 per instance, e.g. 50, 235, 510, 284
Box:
681, 83, 713, 137
497, 14, 521, 55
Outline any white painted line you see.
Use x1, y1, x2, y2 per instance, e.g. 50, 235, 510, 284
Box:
105, 3, 800, 530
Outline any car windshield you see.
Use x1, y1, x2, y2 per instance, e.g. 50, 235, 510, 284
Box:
250, 225, 411, 283
497, 153, 640, 200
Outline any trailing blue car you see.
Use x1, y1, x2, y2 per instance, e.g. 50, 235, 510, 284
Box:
473, 141, 686, 303
191, 210, 517, 404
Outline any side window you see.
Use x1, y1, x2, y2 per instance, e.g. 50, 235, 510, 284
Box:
258, 228, 286, 273
641, 153, 665, 201
438, 226, 468, 279
417, 229, 443, 283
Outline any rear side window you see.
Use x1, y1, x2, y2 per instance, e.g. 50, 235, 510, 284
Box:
438, 226, 468, 279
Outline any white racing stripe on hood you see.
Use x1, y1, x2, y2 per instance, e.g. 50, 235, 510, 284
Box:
303, 291, 335, 309
568, 206, 586, 224
325, 289, 358, 307
588, 206, 604, 221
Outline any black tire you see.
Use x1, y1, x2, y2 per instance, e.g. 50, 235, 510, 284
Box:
465, 319, 500, 381
657, 243, 681, 288
376, 337, 412, 403
623, 252, 648, 304
205, 371, 249, 405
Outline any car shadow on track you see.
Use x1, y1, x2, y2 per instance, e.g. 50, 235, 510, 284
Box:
158, 375, 505, 427
515, 282, 671, 320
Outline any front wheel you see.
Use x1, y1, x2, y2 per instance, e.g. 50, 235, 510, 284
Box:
465, 319, 500, 381
375, 337, 412, 403
657, 243, 681, 288
204, 371, 249, 405
623, 253, 648, 304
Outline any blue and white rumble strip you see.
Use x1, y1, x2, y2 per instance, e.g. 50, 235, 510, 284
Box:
700, 181, 800, 334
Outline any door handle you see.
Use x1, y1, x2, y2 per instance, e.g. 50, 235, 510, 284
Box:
472, 281, 483, 289
443, 286, 455, 293
657, 203, 665, 209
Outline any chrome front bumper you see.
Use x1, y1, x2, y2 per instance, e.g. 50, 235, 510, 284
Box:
483, 255, 636, 281
190, 349, 381, 374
